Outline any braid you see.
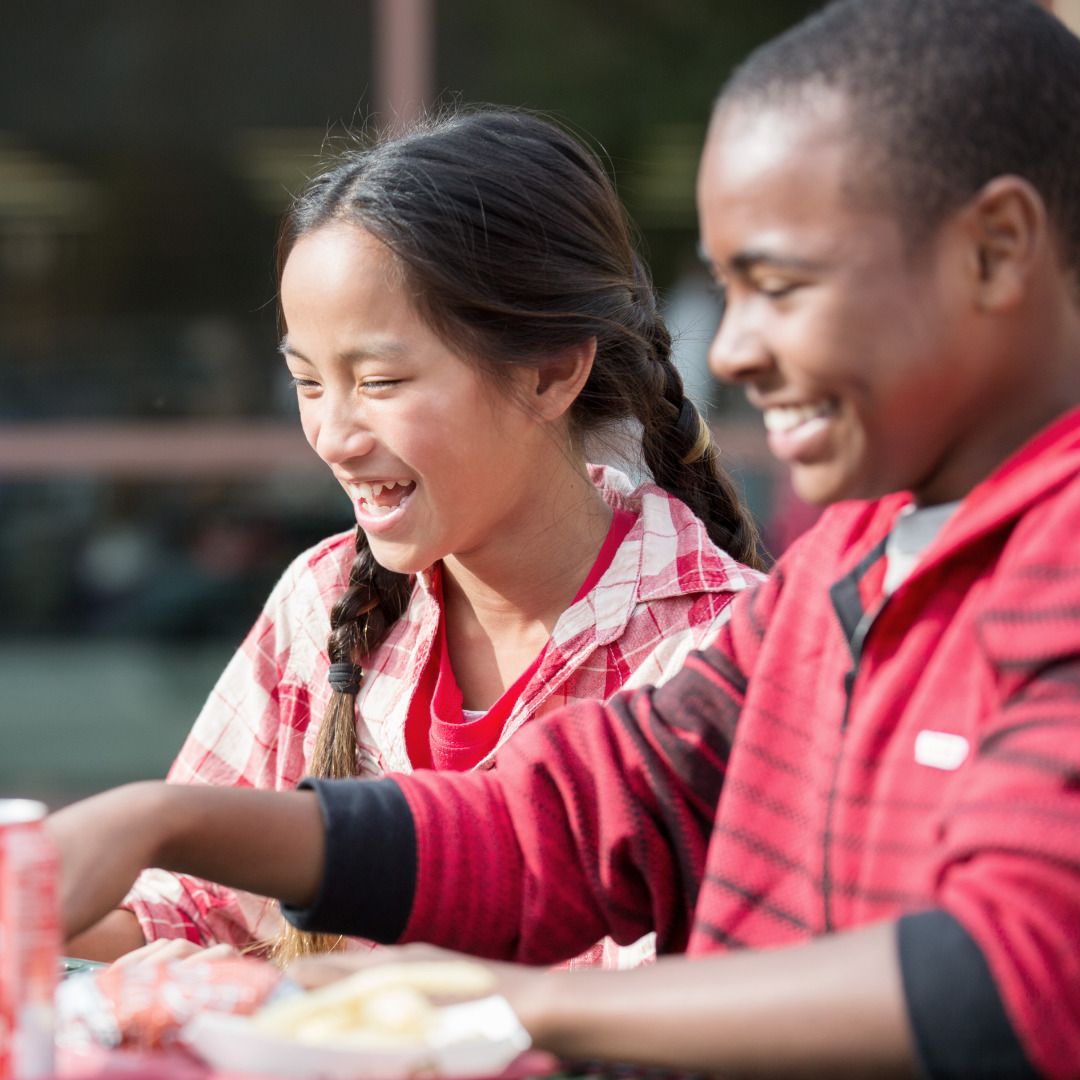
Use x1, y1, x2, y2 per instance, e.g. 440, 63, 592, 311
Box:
628, 259, 767, 572
310, 530, 411, 779
270, 527, 410, 964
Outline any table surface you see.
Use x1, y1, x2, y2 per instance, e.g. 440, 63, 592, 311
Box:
55, 1045, 707, 1080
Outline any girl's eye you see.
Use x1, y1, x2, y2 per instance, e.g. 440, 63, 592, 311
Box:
289, 376, 320, 390
361, 379, 401, 392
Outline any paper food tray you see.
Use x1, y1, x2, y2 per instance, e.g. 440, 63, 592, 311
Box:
181, 995, 532, 1080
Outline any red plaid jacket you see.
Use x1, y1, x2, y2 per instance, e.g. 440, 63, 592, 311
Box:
396, 409, 1080, 1078
123, 466, 760, 953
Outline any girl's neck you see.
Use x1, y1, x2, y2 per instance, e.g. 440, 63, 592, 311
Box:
441, 465, 613, 638
439, 467, 614, 710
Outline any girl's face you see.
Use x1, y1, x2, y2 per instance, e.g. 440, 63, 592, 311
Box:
279, 223, 550, 576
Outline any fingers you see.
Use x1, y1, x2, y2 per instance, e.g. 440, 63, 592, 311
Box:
109, 938, 241, 971
196, 943, 242, 964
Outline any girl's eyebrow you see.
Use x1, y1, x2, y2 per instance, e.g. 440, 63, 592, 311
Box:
278, 338, 407, 363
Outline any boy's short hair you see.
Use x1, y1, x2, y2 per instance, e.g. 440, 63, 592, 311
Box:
719, 0, 1080, 269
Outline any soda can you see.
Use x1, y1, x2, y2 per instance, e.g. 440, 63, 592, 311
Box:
0, 800, 59, 1079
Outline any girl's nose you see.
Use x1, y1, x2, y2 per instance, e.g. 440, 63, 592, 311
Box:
310, 398, 377, 466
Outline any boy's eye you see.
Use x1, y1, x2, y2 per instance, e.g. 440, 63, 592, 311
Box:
361, 379, 401, 392
289, 376, 320, 390
755, 276, 798, 299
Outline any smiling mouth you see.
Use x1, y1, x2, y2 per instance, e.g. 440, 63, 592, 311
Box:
350, 480, 416, 517
762, 401, 837, 433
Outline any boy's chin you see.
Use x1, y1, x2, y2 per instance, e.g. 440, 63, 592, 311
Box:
789, 464, 883, 507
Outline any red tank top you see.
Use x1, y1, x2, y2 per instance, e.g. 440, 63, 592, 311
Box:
405, 509, 636, 771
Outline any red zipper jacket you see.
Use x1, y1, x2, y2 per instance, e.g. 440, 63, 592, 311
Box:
292, 408, 1080, 1077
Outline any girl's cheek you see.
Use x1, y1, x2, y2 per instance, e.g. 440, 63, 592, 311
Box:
297, 408, 321, 454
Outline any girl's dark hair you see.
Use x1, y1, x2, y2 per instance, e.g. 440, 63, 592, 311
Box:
272, 109, 764, 960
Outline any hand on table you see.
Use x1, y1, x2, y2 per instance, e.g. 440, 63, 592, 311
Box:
109, 938, 241, 970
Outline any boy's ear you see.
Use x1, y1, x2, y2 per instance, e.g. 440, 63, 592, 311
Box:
962, 175, 1047, 312
529, 338, 597, 421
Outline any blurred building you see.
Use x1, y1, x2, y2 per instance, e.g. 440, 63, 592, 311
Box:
1, 2, 819, 801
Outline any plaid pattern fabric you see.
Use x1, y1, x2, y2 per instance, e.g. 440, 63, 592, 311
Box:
123, 465, 760, 953
398, 409, 1080, 1079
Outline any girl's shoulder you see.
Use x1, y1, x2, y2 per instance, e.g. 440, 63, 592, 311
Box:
589, 464, 764, 600
264, 529, 369, 622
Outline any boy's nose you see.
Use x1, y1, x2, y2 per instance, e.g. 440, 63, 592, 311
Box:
708, 309, 772, 385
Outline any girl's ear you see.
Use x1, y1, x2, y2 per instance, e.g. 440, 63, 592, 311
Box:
529, 338, 598, 422
961, 175, 1047, 313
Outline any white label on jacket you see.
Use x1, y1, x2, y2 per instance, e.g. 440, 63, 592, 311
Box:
914, 730, 970, 771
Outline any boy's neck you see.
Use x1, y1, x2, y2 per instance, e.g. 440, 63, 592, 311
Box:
914, 270, 1080, 506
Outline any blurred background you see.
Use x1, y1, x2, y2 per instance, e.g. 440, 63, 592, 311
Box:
6, 0, 1076, 804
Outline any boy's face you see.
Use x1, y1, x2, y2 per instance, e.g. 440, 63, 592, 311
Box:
697, 94, 992, 506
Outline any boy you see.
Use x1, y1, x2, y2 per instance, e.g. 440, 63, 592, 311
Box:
53, 0, 1080, 1074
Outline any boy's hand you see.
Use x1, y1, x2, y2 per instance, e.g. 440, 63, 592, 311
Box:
287, 943, 550, 1032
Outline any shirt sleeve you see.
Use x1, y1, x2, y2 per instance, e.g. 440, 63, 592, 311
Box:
281, 778, 416, 941
279, 578, 758, 963
402, 608, 747, 965
898, 910, 1037, 1079
121, 546, 335, 948
277, 674, 722, 961
926, 499, 1080, 1078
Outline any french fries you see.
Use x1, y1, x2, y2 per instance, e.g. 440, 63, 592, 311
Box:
251, 961, 497, 1046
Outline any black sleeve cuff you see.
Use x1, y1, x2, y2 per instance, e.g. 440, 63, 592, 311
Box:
280, 776, 417, 943
898, 909, 1038, 1079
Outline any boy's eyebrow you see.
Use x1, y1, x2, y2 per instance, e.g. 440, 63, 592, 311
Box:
730, 250, 826, 275
696, 242, 826, 277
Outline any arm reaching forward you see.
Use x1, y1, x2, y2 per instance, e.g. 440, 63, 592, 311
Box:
49, 781, 326, 941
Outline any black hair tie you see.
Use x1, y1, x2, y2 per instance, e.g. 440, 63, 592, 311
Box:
328, 661, 363, 696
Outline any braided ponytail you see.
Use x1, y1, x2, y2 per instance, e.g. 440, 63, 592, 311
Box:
601, 256, 766, 571
638, 344, 765, 569
270, 528, 410, 963
640, 362, 765, 571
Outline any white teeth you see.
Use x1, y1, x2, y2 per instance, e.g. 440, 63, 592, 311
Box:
763, 403, 832, 433
351, 480, 411, 505
363, 502, 396, 518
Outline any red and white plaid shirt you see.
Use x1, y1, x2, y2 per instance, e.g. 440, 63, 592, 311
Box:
122, 466, 761, 954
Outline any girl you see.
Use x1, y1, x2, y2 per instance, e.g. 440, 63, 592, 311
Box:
68, 109, 764, 965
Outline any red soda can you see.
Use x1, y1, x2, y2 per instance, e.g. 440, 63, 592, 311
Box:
0, 800, 59, 1079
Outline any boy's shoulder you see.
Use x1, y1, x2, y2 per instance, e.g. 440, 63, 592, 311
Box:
779, 494, 910, 574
